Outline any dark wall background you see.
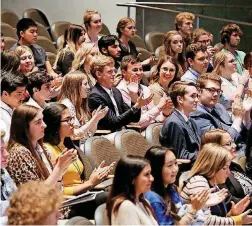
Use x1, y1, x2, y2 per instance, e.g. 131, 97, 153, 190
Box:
135, 0, 252, 52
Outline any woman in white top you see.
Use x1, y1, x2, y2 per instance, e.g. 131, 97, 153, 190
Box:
58, 71, 108, 140
106, 155, 158, 225
213, 51, 249, 110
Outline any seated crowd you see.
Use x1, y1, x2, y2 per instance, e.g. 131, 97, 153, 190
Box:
1, 9, 252, 225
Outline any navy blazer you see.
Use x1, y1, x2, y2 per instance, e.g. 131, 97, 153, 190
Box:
190, 103, 241, 141
160, 110, 200, 163
88, 83, 141, 132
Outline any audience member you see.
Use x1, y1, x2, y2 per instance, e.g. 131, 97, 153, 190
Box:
149, 55, 178, 106
246, 123, 252, 179
10, 18, 58, 77
161, 30, 187, 78
201, 129, 252, 208
88, 55, 151, 132
144, 146, 210, 225
6, 104, 76, 186
7, 181, 62, 225
0, 72, 28, 142
106, 155, 158, 225
0, 123, 17, 218
117, 55, 171, 129
98, 35, 121, 70
243, 51, 252, 79
174, 12, 195, 47
58, 71, 108, 139
220, 24, 245, 75
190, 73, 251, 151
1, 51, 20, 73
181, 43, 209, 83
72, 43, 99, 88
26, 71, 53, 109
160, 81, 200, 170
83, 10, 102, 46
181, 143, 252, 225
116, 17, 154, 67
213, 51, 248, 110
43, 103, 111, 219
14, 45, 38, 76
54, 24, 86, 76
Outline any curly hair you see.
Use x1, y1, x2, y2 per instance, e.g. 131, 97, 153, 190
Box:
174, 12, 195, 30
7, 181, 62, 225
220, 24, 243, 45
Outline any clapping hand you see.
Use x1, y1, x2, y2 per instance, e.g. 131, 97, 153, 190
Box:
135, 93, 154, 108
92, 105, 109, 121
190, 189, 210, 211
230, 195, 250, 216
205, 187, 228, 207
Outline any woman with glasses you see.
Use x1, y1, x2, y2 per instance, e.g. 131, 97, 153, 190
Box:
6, 104, 76, 186
149, 56, 179, 113
14, 46, 38, 76
58, 71, 108, 140
201, 129, 252, 208
213, 51, 249, 111
43, 103, 113, 218
116, 17, 154, 67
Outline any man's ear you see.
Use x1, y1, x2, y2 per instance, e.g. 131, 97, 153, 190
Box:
96, 71, 101, 79
2, 90, 9, 98
187, 58, 193, 67
101, 47, 108, 55
33, 87, 39, 94
20, 31, 25, 38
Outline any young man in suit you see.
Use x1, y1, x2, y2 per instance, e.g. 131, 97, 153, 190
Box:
190, 72, 252, 152
160, 81, 200, 170
88, 54, 152, 132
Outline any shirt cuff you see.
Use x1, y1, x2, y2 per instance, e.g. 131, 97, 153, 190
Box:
64, 187, 74, 195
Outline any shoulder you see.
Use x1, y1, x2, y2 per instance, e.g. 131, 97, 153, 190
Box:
31, 44, 45, 51
186, 175, 209, 188
119, 200, 136, 210
144, 191, 163, 203
9, 144, 30, 155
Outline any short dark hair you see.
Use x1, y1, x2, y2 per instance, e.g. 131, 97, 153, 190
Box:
220, 24, 243, 45
120, 55, 141, 71
186, 43, 207, 61
26, 71, 53, 97
169, 81, 196, 108
98, 35, 119, 53
16, 18, 37, 39
1, 72, 28, 96
1, 51, 20, 72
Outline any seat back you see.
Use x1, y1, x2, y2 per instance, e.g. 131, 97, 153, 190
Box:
50, 21, 71, 42
1, 9, 19, 28
84, 136, 121, 174
99, 23, 110, 35
136, 47, 152, 61
95, 204, 110, 225
145, 123, 163, 146
114, 130, 151, 157
46, 52, 56, 66
131, 35, 147, 49
76, 148, 94, 180
155, 45, 164, 58
1, 23, 18, 40
3, 37, 17, 50
36, 36, 56, 53
145, 32, 164, 53
56, 35, 64, 49
23, 8, 50, 28
37, 23, 52, 41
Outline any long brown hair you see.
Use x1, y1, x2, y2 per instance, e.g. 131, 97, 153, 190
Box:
8, 104, 52, 179
58, 71, 90, 123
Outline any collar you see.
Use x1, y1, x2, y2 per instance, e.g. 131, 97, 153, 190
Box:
188, 67, 200, 78
175, 109, 189, 122
0, 100, 13, 116
199, 103, 213, 113
101, 85, 112, 95
27, 97, 43, 110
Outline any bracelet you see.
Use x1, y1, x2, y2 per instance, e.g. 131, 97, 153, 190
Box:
57, 178, 63, 183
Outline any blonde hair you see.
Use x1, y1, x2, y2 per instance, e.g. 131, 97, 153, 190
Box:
14, 45, 33, 57
83, 10, 101, 30
200, 129, 229, 148
192, 28, 209, 43
7, 181, 62, 225
116, 17, 135, 38
175, 12, 195, 30
190, 143, 232, 179
58, 71, 90, 123
213, 51, 229, 76
90, 55, 115, 79
72, 43, 97, 72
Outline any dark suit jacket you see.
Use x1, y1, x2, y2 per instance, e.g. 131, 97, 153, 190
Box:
88, 83, 141, 132
190, 103, 242, 141
160, 110, 200, 165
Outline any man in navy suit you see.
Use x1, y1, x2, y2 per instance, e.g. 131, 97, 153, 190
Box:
160, 81, 200, 170
191, 73, 252, 151
88, 55, 152, 132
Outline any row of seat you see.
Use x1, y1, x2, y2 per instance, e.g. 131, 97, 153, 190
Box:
1, 9, 165, 64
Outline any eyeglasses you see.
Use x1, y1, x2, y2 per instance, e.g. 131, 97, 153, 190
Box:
160, 67, 176, 73
203, 87, 223, 95
60, 117, 75, 125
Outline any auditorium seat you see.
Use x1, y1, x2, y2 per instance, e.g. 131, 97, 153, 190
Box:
36, 36, 57, 53
99, 23, 110, 35
50, 21, 71, 42
136, 47, 152, 61
1, 9, 19, 28
3, 37, 17, 50
46, 52, 57, 66
23, 8, 50, 28
145, 31, 164, 53
36, 23, 52, 41
131, 34, 147, 49
1, 23, 18, 40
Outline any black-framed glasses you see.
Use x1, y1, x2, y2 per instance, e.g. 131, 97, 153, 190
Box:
203, 87, 223, 95
60, 117, 75, 125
